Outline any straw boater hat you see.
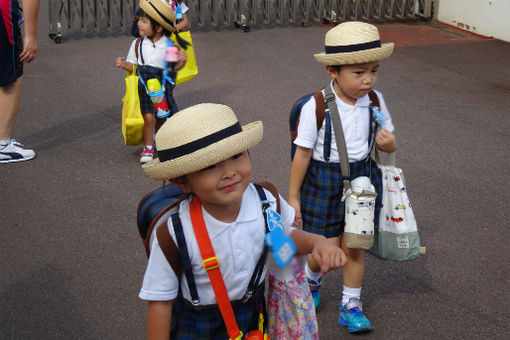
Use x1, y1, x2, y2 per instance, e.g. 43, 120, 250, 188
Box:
143, 103, 263, 181
314, 21, 394, 66
139, 0, 177, 33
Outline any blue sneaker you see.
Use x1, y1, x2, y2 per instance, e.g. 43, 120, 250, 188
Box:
307, 277, 321, 309
338, 298, 373, 333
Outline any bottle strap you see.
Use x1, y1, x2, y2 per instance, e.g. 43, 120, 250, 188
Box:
189, 197, 243, 340
324, 84, 351, 191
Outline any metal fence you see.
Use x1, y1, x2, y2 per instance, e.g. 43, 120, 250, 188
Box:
49, 0, 436, 42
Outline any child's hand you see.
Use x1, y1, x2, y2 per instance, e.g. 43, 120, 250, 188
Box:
288, 197, 302, 227
174, 51, 188, 71
116, 57, 127, 69
376, 128, 397, 153
311, 237, 347, 274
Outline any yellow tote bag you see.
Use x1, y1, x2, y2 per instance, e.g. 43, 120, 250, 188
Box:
171, 31, 198, 85
122, 65, 144, 146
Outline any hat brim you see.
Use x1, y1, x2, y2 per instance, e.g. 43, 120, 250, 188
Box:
314, 43, 394, 65
139, 0, 177, 33
143, 121, 263, 180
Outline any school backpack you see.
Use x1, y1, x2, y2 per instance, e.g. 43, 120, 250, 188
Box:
289, 88, 381, 160
136, 181, 281, 277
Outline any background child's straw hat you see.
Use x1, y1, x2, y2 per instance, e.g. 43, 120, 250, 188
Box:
314, 21, 394, 66
139, 0, 177, 33
143, 103, 263, 181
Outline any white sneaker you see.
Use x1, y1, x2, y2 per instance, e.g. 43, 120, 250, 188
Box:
0, 139, 36, 163
139, 148, 154, 164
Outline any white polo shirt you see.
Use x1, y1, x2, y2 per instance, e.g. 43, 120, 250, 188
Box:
139, 183, 296, 305
126, 35, 169, 68
294, 81, 395, 163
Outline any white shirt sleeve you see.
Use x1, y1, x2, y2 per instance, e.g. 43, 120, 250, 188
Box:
139, 227, 179, 301
293, 96, 319, 150
126, 39, 138, 65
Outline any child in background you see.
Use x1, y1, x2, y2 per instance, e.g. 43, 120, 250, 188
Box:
167, 0, 189, 31
132, 0, 189, 37
116, 0, 187, 163
288, 22, 397, 334
139, 103, 347, 339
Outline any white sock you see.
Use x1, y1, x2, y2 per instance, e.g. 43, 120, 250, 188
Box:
342, 286, 361, 306
145, 145, 153, 150
305, 262, 322, 284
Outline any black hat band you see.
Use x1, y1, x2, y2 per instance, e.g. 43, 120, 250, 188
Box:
325, 40, 381, 54
158, 122, 243, 162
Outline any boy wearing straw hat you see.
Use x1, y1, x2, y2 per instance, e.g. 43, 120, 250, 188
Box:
139, 103, 347, 339
288, 21, 397, 334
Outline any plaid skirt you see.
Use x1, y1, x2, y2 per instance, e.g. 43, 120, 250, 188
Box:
170, 283, 265, 340
300, 158, 383, 238
137, 66, 178, 116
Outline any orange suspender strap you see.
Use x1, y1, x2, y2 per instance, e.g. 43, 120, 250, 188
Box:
189, 197, 243, 340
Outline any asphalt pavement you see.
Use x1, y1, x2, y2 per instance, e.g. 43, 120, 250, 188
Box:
1, 2, 509, 339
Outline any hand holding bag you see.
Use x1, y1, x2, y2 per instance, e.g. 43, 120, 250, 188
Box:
368, 152, 421, 261
171, 31, 198, 85
121, 65, 144, 146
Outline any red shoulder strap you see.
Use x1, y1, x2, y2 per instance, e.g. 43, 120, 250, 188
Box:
189, 197, 242, 340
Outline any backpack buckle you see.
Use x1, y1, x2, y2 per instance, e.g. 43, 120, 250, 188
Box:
202, 256, 220, 271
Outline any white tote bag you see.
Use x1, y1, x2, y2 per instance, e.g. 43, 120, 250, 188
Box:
368, 152, 421, 261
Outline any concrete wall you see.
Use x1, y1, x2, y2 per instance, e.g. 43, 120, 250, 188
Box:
437, 0, 510, 42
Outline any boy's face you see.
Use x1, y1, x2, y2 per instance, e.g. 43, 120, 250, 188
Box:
175, 151, 252, 221
327, 61, 380, 104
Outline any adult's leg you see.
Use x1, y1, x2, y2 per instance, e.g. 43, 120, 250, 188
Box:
0, 77, 23, 140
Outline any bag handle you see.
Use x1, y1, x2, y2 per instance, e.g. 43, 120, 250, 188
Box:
375, 148, 396, 167
189, 197, 243, 340
324, 85, 351, 191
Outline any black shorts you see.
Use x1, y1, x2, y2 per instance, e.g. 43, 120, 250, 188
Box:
0, 0, 24, 87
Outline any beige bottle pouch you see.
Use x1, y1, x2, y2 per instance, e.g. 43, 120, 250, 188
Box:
342, 176, 377, 250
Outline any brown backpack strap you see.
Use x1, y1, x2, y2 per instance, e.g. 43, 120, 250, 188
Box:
291, 90, 326, 142
156, 220, 183, 278
313, 90, 326, 131
368, 90, 380, 109
255, 181, 280, 214
134, 37, 142, 62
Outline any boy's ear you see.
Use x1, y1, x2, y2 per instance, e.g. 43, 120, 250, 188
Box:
326, 66, 338, 79
170, 177, 191, 193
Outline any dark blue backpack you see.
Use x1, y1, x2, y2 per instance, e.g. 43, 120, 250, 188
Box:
137, 183, 184, 257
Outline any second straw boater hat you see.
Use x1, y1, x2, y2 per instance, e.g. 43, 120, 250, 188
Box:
143, 103, 263, 181
314, 21, 394, 66
139, 0, 177, 33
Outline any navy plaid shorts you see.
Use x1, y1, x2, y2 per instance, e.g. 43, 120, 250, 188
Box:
137, 66, 178, 116
170, 284, 265, 339
300, 158, 383, 238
